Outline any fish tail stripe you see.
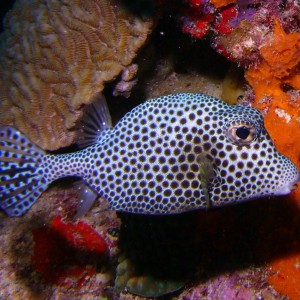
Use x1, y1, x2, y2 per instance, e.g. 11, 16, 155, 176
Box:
4, 187, 46, 216
0, 179, 39, 208
0, 142, 42, 159
0, 129, 42, 150
0, 166, 36, 176
0, 126, 48, 216
0, 144, 39, 157
0, 174, 46, 216
0, 173, 37, 194
1, 173, 37, 198
0, 157, 37, 164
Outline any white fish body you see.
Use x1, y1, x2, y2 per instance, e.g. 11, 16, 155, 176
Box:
0, 93, 299, 216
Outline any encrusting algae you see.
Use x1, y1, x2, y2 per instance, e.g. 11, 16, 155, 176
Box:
0, 0, 154, 150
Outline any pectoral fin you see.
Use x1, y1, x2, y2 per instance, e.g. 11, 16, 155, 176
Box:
197, 153, 215, 209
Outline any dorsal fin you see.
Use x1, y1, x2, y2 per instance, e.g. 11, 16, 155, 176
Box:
77, 93, 112, 148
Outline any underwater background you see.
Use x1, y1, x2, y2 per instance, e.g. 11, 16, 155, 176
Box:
0, 0, 299, 299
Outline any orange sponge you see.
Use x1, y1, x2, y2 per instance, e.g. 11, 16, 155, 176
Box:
210, 0, 237, 8
268, 252, 300, 300
245, 19, 300, 205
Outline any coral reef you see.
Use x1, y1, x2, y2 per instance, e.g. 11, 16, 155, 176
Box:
113, 64, 139, 98
0, 1, 299, 299
0, 0, 154, 150
180, 0, 300, 66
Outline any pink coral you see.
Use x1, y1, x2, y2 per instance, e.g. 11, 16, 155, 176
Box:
180, 0, 237, 39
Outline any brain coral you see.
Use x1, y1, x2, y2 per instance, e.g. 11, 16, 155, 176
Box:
0, 0, 153, 150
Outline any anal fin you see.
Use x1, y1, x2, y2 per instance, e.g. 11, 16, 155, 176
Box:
73, 182, 98, 219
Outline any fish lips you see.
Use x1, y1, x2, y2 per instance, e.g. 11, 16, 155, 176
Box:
274, 176, 300, 196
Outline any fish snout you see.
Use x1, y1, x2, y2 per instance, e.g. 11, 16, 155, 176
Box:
272, 162, 300, 196
292, 171, 300, 189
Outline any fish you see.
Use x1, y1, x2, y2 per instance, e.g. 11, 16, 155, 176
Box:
0, 93, 299, 217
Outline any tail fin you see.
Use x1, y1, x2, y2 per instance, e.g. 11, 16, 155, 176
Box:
0, 126, 48, 217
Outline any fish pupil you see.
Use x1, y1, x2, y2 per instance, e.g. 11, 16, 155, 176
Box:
236, 126, 250, 139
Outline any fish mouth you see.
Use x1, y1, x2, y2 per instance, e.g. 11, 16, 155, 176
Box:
289, 181, 298, 191
287, 173, 300, 192
273, 178, 299, 196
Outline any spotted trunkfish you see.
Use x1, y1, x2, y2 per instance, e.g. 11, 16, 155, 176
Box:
0, 93, 299, 217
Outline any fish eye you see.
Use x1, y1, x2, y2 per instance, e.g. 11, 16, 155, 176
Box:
227, 124, 256, 146
236, 126, 250, 139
